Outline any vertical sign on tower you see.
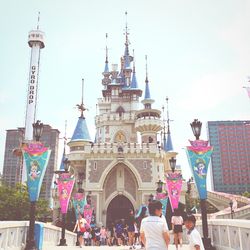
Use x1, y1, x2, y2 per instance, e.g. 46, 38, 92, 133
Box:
24, 27, 45, 141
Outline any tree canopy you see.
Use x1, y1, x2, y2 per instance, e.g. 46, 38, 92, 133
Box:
0, 183, 51, 221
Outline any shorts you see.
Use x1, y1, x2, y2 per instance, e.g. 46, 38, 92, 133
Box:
77, 231, 84, 237
174, 225, 183, 233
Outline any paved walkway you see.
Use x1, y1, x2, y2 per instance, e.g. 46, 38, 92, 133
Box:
49, 245, 189, 250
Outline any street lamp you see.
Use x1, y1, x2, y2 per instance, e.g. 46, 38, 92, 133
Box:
56, 158, 71, 246
188, 119, 215, 250
190, 119, 202, 140
229, 200, 233, 219
33, 120, 43, 142
169, 157, 176, 173
25, 120, 44, 250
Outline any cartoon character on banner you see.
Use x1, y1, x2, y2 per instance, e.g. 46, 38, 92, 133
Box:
29, 160, 41, 180
194, 158, 206, 178
61, 187, 68, 199
171, 188, 178, 198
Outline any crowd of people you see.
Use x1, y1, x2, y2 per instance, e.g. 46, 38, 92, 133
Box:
73, 203, 204, 250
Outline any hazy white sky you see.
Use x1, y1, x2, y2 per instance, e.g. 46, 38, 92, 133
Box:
1, 0, 250, 183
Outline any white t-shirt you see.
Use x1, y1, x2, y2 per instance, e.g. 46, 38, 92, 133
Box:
187, 228, 205, 250
140, 216, 169, 250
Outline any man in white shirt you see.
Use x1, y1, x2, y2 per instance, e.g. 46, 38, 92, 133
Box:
140, 200, 170, 250
184, 215, 205, 250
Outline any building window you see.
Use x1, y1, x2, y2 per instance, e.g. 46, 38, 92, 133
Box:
143, 161, 147, 169
94, 162, 97, 171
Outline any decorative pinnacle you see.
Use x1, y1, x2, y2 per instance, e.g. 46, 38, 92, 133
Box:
145, 55, 148, 82
76, 79, 86, 118
133, 49, 135, 72
37, 11, 40, 30
105, 33, 108, 64
124, 11, 130, 46
166, 97, 171, 134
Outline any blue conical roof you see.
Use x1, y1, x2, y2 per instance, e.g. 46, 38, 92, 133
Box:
104, 62, 109, 73
59, 153, 66, 170
131, 70, 138, 89
71, 116, 92, 142
144, 80, 151, 99
164, 132, 173, 151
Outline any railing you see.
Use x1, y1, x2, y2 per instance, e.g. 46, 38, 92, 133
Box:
0, 221, 76, 250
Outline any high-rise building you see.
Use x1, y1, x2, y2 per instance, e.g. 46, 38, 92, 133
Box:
2, 124, 60, 200
207, 120, 250, 194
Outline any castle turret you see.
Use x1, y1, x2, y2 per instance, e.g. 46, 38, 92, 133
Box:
135, 56, 163, 143
68, 79, 92, 151
163, 97, 173, 151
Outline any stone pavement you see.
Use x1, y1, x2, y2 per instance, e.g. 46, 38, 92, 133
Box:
48, 245, 189, 250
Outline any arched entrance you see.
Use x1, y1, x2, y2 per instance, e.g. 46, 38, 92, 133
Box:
106, 195, 133, 227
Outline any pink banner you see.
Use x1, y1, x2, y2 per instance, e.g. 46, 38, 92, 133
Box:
57, 173, 75, 214
165, 172, 183, 212
83, 204, 93, 225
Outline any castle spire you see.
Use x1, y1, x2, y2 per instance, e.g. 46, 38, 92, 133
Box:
37, 11, 40, 30
59, 120, 68, 170
163, 97, 173, 151
104, 33, 109, 73
124, 11, 131, 69
131, 49, 138, 89
70, 79, 91, 143
144, 55, 151, 100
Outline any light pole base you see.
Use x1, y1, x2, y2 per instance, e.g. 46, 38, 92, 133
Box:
202, 237, 216, 250
24, 240, 38, 250
58, 238, 67, 246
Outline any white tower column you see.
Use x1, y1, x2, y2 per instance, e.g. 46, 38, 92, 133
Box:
24, 30, 45, 141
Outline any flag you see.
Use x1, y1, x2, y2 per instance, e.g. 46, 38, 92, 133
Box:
57, 173, 75, 214
72, 193, 86, 220
186, 140, 213, 200
22, 142, 51, 202
165, 172, 183, 212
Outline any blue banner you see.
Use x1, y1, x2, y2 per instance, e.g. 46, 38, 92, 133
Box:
22, 143, 51, 201
72, 193, 86, 220
160, 197, 168, 216
186, 148, 213, 199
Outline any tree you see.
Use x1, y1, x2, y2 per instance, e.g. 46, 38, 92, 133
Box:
0, 183, 51, 221
242, 191, 250, 198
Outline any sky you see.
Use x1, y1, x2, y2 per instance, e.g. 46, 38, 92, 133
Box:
1, 0, 250, 186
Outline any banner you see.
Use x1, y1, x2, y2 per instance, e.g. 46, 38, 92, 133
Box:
186, 140, 213, 199
22, 142, 51, 202
165, 172, 183, 212
83, 204, 93, 225
57, 173, 75, 214
72, 192, 86, 220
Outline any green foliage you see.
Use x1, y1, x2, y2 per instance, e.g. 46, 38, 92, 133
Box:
0, 183, 51, 221
242, 191, 250, 198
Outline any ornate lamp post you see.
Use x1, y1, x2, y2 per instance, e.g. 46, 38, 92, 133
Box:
229, 200, 233, 219
54, 158, 71, 246
186, 119, 215, 250
25, 120, 48, 250
169, 157, 176, 173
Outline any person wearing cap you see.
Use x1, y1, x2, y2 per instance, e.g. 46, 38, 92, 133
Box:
140, 200, 170, 250
184, 215, 205, 250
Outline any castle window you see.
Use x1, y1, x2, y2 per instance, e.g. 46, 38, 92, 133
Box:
94, 162, 97, 171
116, 106, 125, 117
143, 161, 147, 169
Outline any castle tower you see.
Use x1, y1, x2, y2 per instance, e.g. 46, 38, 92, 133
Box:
24, 14, 45, 141
135, 56, 163, 143
65, 16, 181, 227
